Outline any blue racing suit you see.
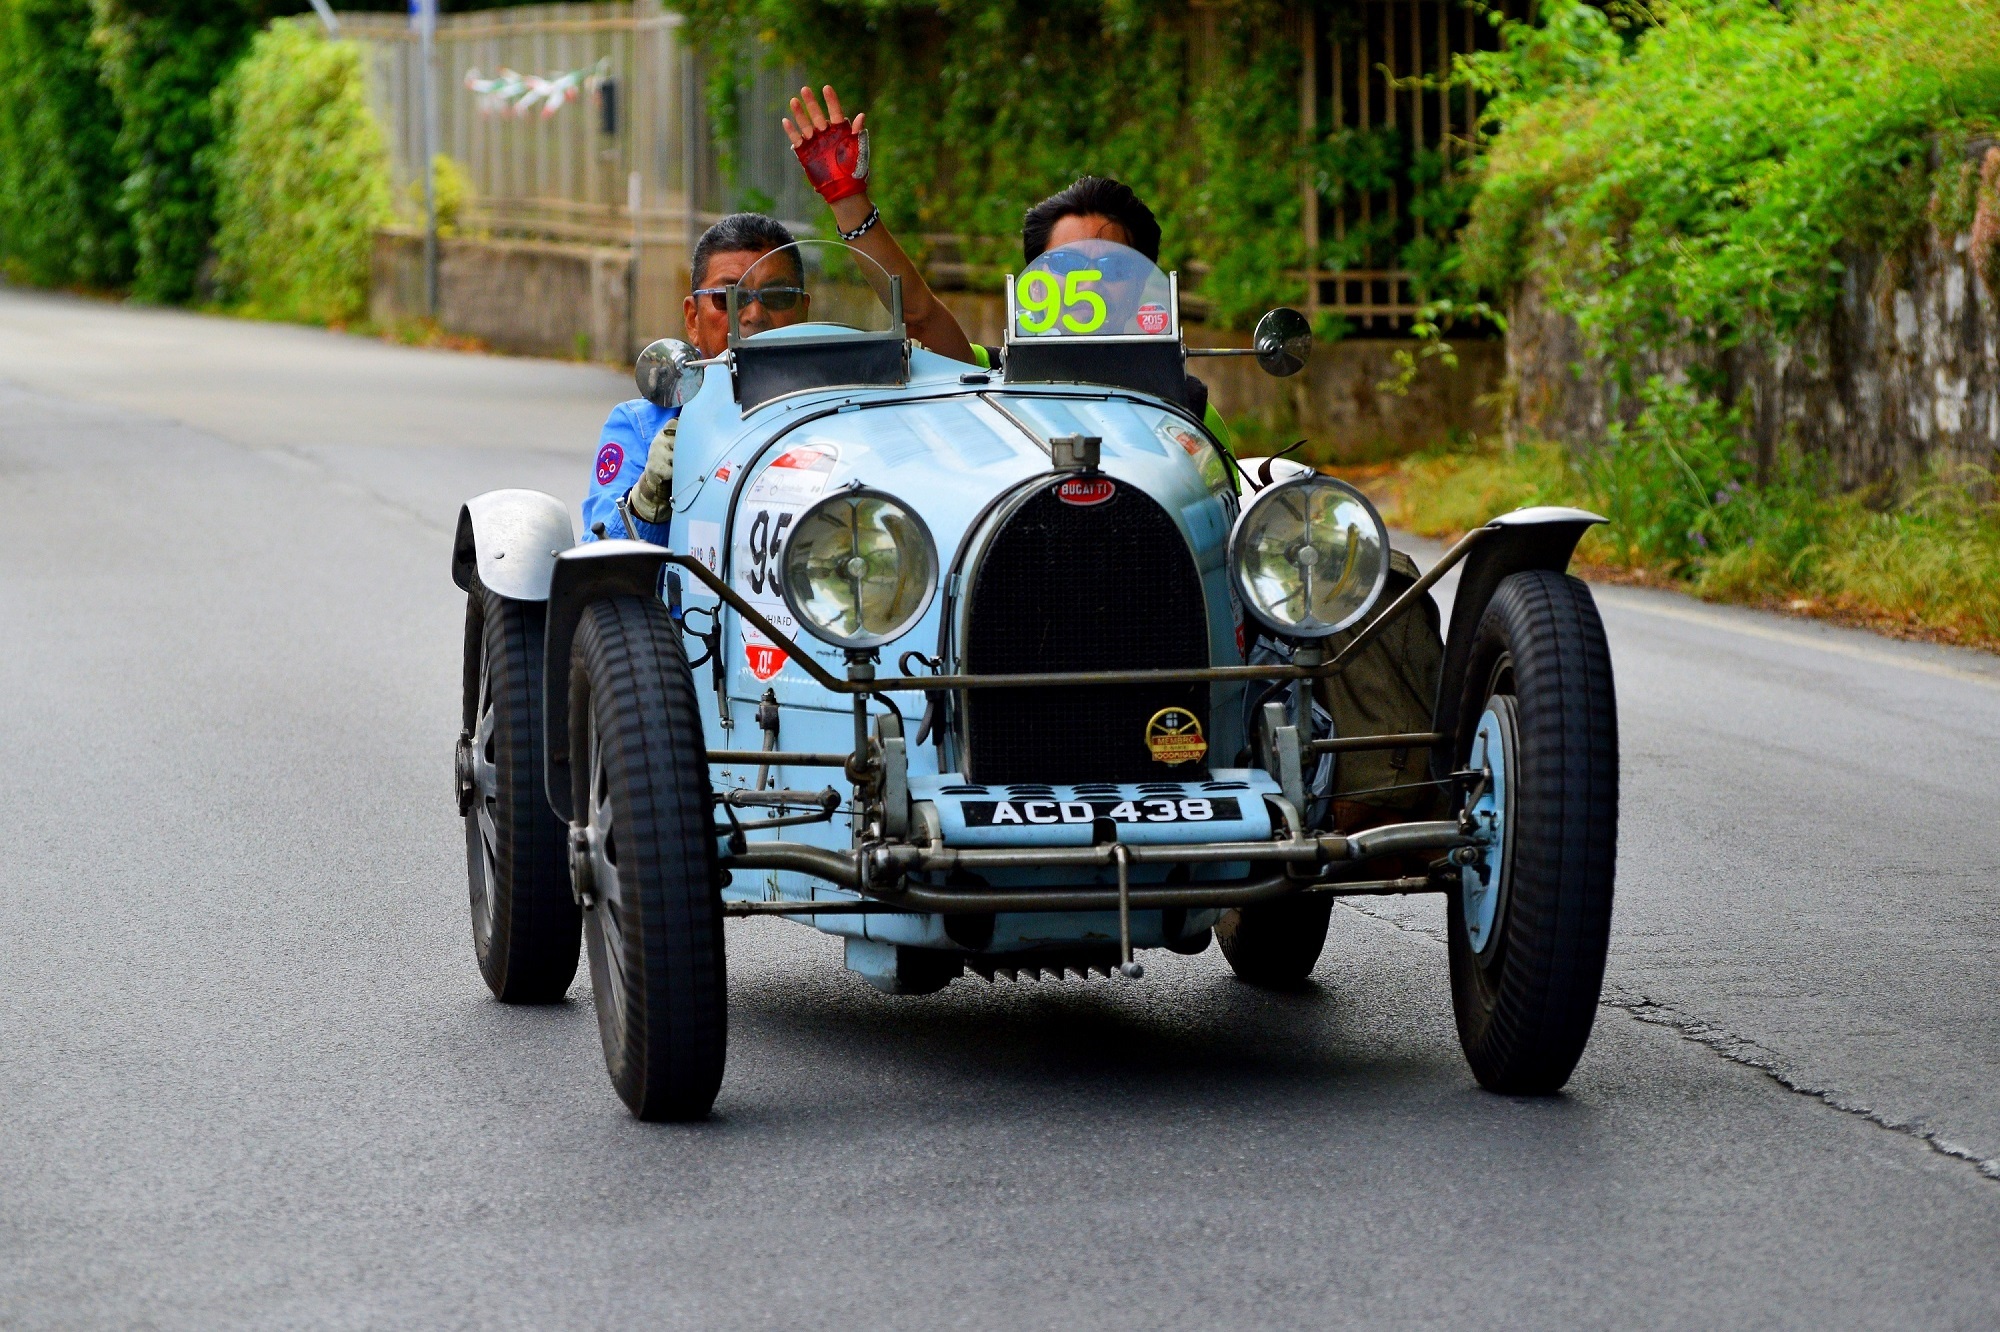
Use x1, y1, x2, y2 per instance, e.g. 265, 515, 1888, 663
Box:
581, 397, 678, 543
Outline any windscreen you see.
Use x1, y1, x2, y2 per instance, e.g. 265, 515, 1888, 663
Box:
1010, 238, 1174, 341
730, 240, 898, 343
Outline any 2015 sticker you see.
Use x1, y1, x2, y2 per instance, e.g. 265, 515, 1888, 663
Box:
962, 797, 1241, 827
594, 442, 625, 486
1136, 303, 1169, 335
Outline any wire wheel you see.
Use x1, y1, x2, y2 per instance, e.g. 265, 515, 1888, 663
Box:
1446, 570, 1618, 1095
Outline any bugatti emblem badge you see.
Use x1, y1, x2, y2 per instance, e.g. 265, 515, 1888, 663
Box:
1144, 707, 1207, 765
1055, 477, 1115, 506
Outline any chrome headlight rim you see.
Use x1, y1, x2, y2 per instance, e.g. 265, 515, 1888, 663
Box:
778, 485, 940, 651
1228, 474, 1391, 640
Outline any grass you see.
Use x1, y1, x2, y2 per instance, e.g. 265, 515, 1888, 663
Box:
1340, 437, 2000, 654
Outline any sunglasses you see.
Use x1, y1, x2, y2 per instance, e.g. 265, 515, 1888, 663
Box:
1037, 248, 1153, 283
692, 285, 807, 313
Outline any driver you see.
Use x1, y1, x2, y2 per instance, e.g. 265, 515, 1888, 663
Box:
582, 212, 806, 542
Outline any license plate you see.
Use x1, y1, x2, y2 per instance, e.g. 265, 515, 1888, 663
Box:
962, 797, 1242, 828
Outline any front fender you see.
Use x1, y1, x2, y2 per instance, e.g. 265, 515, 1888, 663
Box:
1431, 506, 1605, 762
452, 489, 575, 601
541, 540, 676, 821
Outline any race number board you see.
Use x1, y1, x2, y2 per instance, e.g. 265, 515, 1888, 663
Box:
1009, 238, 1176, 341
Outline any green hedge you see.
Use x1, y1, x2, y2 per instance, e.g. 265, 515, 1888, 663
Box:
1460, 0, 2000, 368
0, 0, 132, 288
210, 21, 391, 324
92, 2, 268, 302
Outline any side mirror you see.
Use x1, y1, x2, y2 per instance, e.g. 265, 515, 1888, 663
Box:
635, 337, 699, 408
1253, 308, 1311, 378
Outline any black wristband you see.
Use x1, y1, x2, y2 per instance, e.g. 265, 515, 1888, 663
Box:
837, 205, 881, 242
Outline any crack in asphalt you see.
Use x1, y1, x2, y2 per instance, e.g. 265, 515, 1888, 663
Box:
1337, 901, 2000, 1183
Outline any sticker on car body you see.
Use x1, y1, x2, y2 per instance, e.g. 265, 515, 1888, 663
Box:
731, 442, 840, 680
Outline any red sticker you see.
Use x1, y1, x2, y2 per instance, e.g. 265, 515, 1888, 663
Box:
1137, 303, 1169, 335
770, 445, 834, 470
594, 442, 625, 486
1056, 477, 1116, 506
746, 643, 788, 680
714, 464, 732, 481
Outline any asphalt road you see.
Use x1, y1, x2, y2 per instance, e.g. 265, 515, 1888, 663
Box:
3, 288, 1997, 1329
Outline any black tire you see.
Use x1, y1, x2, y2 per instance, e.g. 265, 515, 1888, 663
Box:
1215, 894, 1333, 988
1447, 570, 1617, 1095
460, 587, 578, 1003
569, 594, 725, 1121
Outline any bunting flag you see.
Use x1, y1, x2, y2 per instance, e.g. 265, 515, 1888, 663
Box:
464, 58, 609, 118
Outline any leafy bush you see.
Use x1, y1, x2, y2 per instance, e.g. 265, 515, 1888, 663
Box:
1460, 0, 2000, 363
1371, 426, 2000, 649
91, 2, 267, 303
0, 0, 131, 288
209, 20, 392, 324
405, 154, 476, 238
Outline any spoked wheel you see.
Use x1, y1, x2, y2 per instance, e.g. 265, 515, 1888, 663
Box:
1447, 569, 1618, 1094
568, 594, 725, 1122
458, 586, 578, 1002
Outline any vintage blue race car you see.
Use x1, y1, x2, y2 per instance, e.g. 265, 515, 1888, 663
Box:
450, 239, 1619, 1121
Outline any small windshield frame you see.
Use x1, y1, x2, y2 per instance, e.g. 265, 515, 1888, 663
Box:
728, 240, 905, 348
1005, 238, 1178, 345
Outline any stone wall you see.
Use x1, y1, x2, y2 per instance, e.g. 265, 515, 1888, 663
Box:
1507, 221, 2000, 486
372, 229, 634, 364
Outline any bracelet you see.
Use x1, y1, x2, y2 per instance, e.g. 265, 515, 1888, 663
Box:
837, 206, 881, 242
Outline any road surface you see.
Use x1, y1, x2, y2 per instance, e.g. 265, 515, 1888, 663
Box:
2, 288, 1996, 1329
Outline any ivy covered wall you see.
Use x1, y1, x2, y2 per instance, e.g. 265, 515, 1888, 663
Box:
675, 0, 1307, 329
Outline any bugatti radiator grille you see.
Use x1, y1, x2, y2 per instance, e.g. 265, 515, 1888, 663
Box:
961, 480, 1208, 784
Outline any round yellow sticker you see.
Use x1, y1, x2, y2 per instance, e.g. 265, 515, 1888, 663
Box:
1145, 707, 1208, 766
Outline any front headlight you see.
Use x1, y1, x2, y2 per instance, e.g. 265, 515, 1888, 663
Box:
780, 487, 939, 650
1229, 475, 1390, 638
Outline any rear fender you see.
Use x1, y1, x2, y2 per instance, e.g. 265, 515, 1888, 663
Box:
452, 489, 575, 601
542, 541, 677, 821
1431, 507, 1605, 765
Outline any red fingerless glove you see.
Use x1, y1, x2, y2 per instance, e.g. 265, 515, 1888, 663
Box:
794, 121, 870, 204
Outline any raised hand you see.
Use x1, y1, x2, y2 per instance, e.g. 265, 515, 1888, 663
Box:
784, 85, 869, 204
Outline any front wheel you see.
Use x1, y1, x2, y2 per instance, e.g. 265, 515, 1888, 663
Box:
1447, 570, 1618, 1095
569, 594, 726, 1121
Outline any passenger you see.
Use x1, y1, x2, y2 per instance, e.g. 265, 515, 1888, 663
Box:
582, 212, 807, 542
1014, 175, 1237, 450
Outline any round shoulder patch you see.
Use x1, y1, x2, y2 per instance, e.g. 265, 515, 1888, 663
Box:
594, 441, 625, 486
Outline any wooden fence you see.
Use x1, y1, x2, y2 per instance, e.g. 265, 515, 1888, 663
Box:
1300, 0, 1529, 330
339, 2, 808, 341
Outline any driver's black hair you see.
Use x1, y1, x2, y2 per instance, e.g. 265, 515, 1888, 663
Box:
1021, 176, 1162, 265
691, 212, 799, 288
